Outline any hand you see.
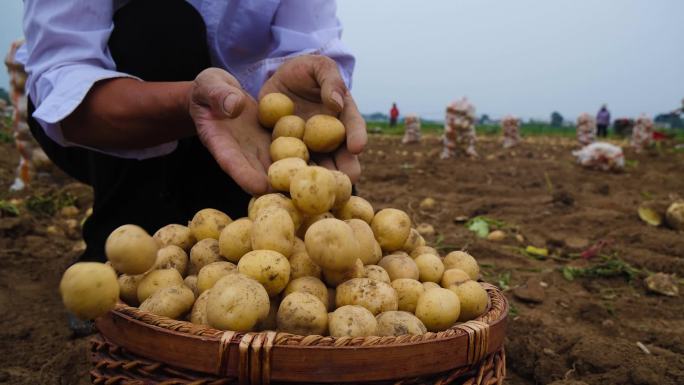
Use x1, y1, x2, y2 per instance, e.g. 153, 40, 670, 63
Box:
189, 68, 271, 195
259, 55, 367, 183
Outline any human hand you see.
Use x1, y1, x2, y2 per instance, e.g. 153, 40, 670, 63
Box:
259, 55, 367, 182
189, 68, 271, 195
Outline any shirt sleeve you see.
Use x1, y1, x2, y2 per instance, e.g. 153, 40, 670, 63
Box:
22, 0, 177, 159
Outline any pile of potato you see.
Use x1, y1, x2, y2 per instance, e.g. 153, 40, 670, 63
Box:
59, 94, 490, 337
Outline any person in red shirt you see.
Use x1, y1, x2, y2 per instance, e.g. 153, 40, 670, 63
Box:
389, 102, 399, 127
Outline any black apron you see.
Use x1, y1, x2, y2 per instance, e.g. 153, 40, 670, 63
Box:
28, 0, 251, 262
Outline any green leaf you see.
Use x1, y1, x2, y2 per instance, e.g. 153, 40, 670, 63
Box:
466, 218, 490, 238
562, 267, 575, 281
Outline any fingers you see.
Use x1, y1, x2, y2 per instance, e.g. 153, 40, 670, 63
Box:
192, 68, 246, 119
340, 92, 367, 154
310, 56, 348, 113
334, 147, 361, 184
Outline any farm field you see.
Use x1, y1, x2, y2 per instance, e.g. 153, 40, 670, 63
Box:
0, 132, 683, 385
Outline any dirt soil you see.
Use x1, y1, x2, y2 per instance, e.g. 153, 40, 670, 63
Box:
1, 133, 683, 385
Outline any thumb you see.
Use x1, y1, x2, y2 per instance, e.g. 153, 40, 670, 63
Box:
192, 68, 247, 119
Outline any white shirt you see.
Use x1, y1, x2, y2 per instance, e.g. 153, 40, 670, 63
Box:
20, 0, 355, 159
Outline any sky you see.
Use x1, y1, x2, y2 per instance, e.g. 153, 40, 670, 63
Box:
0, 0, 682, 121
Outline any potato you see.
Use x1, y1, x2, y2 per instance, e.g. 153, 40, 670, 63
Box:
153, 224, 196, 252
290, 166, 336, 215
188, 208, 232, 241
364, 265, 391, 284
292, 237, 306, 255
443, 251, 480, 280
415, 288, 460, 332
414, 253, 445, 283
249, 193, 302, 230
60, 262, 119, 320
206, 273, 270, 331
238, 250, 291, 296
268, 158, 308, 192
283, 277, 328, 309
371, 208, 411, 252
197, 261, 237, 294
422, 282, 441, 291
189, 238, 222, 275
303, 114, 346, 153
218, 218, 253, 263
336, 278, 398, 315
391, 278, 425, 313
251, 207, 294, 257
270, 137, 310, 162
137, 268, 184, 303
346, 219, 382, 265
304, 218, 358, 272
331, 171, 352, 210
298, 212, 334, 239
184, 275, 199, 297
334, 196, 374, 224
139, 285, 195, 319
118, 274, 144, 306
152, 245, 188, 276
277, 292, 328, 335
272, 115, 305, 139
410, 245, 439, 259
289, 251, 322, 280
666, 201, 684, 230
402, 228, 425, 253
448, 281, 489, 322
376, 311, 427, 336
385, 250, 411, 259
105, 224, 158, 274
322, 259, 365, 287
441, 268, 471, 288
190, 289, 211, 325
256, 299, 280, 331
329, 305, 378, 337
258, 92, 294, 128
378, 254, 419, 281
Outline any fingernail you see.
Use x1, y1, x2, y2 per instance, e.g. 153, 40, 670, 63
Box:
223, 93, 240, 116
331, 91, 344, 110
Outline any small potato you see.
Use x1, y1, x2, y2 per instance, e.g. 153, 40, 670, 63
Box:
290, 166, 336, 215
272, 115, 305, 139
336, 278, 398, 315
118, 274, 144, 306
190, 289, 211, 325
258, 93, 294, 128
152, 245, 188, 276
402, 228, 425, 253
268, 158, 308, 192
270, 137, 310, 162
251, 207, 294, 258
277, 292, 328, 335
414, 253, 445, 283
331, 171, 352, 210
376, 311, 427, 336
256, 300, 280, 331
298, 212, 334, 239
218, 218, 253, 263
189, 238, 222, 275
207, 273, 270, 331
303, 114, 346, 153
137, 268, 184, 303
364, 265, 391, 284
184, 275, 199, 297
334, 196, 374, 224
188, 208, 232, 241
378, 254, 419, 281
371, 208, 412, 252
329, 305, 378, 337
322, 259, 365, 287
423, 282, 441, 291
249, 193, 302, 230
292, 237, 307, 255
289, 252, 322, 280
441, 268, 470, 288
410, 245, 439, 259
391, 278, 425, 313
415, 288, 460, 332
60, 262, 119, 320
238, 250, 291, 296
105, 224, 158, 274
666, 201, 684, 230
153, 224, 196, 252
139, 285, 195, 319
305, 218, 358, 272
346, 219, 382, 265
448, 280, 489, 322
197, 261, 237, 294
443, 251, 480, 280
283, 276, 328, 309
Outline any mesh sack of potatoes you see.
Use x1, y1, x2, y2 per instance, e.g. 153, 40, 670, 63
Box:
401, 114, 422, 144
576, 112, 596, 146
501, 115, 521, 148
631, 114, 654, 152
441, 97, 478, 158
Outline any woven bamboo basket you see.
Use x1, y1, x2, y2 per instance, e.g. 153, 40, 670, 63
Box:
90, 283, 508, 385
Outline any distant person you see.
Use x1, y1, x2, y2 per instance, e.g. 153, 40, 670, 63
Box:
596, 104, 611, 138
389, 102, 399, 127
401, 114, 421, 144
